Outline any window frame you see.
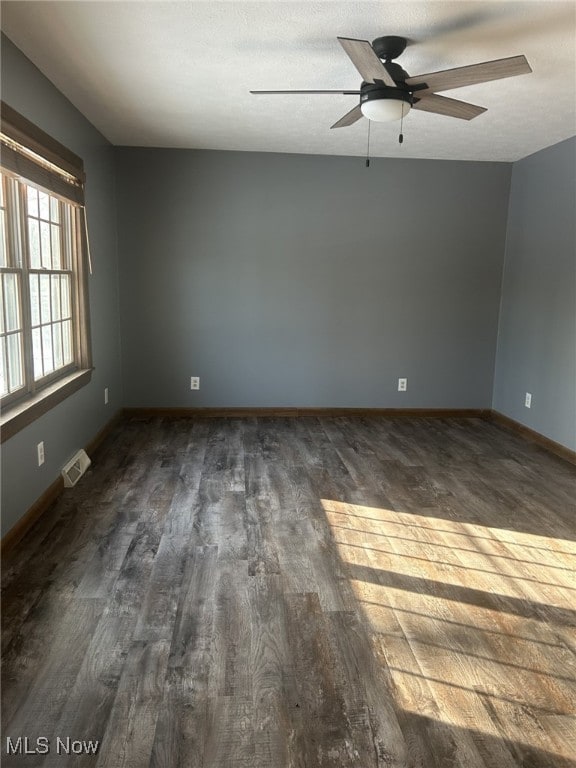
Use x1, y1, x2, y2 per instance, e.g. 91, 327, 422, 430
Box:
0, 103, 92, 443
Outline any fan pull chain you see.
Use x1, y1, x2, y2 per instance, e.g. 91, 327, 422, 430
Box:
366, 119, 371, 168
399, 105, 405, 145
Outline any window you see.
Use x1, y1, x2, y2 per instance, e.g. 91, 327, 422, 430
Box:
0, 103, 92, 441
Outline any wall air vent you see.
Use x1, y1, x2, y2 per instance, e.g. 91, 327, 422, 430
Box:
61, 449, 91, 487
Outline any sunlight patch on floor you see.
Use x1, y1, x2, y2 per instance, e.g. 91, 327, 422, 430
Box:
321, 499, 576, 607
321, 498, 576, 762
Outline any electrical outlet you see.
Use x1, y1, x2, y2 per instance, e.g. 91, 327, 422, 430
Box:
104, 387, 109, 405
37, 441, 45, 466
525, 392, 532, 408
398, 378, 407, 392
190, 376, 200, 390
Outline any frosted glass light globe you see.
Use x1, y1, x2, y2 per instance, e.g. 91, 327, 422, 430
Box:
361, 98, 411, 122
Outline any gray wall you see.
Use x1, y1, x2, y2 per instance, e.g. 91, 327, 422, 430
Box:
116, 148, 511, 409
1, 36, 123, 536
493, 137, 576, 450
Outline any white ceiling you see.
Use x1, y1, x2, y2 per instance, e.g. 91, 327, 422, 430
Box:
2, 1, 575, 161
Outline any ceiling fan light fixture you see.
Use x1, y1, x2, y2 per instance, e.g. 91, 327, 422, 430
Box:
250, 34, 532, 132
360, 97, 411, 122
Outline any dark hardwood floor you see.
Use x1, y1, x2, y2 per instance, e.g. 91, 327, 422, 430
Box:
2, 415, 575, 767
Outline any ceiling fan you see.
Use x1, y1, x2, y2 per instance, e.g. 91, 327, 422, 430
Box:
250, 35, 532, 129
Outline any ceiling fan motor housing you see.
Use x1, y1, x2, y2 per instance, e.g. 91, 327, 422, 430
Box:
360, 82, 413, 108
380, 61, 411, 84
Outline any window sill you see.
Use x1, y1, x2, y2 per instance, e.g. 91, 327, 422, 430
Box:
1, 369, 92, 443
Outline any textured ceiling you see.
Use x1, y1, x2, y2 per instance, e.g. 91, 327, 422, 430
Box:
2, 1, 575, 161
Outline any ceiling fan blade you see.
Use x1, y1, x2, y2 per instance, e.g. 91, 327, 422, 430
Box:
337, 37, 396, 88
330, 104, 363, 129
250, 89, 360, 95
413, 93, 486, 120
405, 55, 531, 95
